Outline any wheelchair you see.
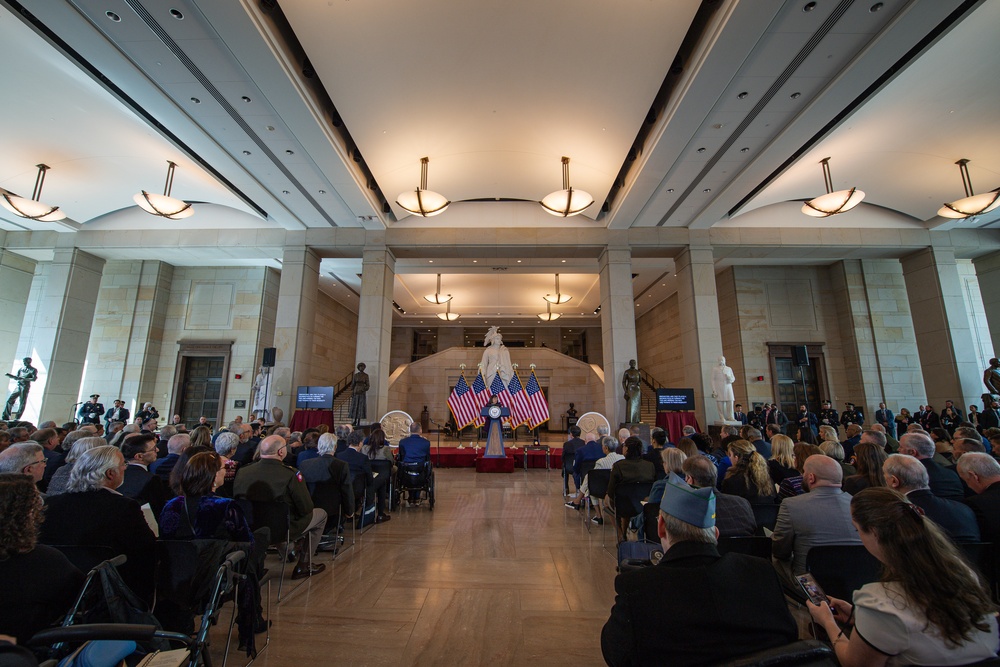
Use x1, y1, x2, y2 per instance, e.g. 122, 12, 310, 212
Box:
397, 461, 435, 510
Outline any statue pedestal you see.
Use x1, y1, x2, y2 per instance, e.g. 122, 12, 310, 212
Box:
714, 420, 742, 427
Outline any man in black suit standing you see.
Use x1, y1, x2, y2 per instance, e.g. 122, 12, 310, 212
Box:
979, 399, 1000, 432
875, 402, 895, 439
883, 454, 979, 543
562, 425, 586, 494
601, 475, 796, 666
104, 399, 130, 432
958, 453, 1000, 543
119, 433, 169, 520
732, 404, 747, 426
941, 400, 965, 423
899, 432, 964, 502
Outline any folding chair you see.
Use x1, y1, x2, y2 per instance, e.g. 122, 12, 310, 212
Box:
49, 545, 117, 576
643, 502, 660, 542
805, 544, 880, 601
371, 459, 394, 515
751, 502, 780, 533
241, 499, 303, 604
613, 481, 653, 544
311, 478, 354, 560
717, 535, 772, 560
583, 469, 612, 542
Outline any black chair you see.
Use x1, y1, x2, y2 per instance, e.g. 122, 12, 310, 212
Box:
717, 535, 772, 560
751, 502, 780, 533
643, 502, 660, 542
398, 461, 434, 510
371, 458, 394, 514
806, 544, 880, 601
583, 469, 612, 538
311, 477, 354, 559
727, 639, 835, 666
613, 481, 653, 543
241, 499, 302, 603
959, 542, 996, 600
49, 545, 118, 575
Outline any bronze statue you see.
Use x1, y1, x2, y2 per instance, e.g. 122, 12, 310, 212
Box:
3, 357, 37, 421
985, 358, 1000, 396
348, 362, 370, 427
622, 359, 641, 424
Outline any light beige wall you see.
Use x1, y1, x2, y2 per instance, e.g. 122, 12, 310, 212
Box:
387, 346, 604, 432
717, 268, 747, 404
635, 293, 684, 387
0, 251, 36, 376
311, 291, 359, 385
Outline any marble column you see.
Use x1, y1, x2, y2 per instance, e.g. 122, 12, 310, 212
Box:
599, 247, 638, 427
973, 252, 1000, 359
902, 247, 982, 410
675, 245, 725, 428
0, 250, 36, 374
272, 243, 320, 419
26, 248, 105, 424
356, 247, 395, 422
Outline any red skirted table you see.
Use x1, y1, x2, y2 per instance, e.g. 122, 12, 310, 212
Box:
655, 412, 701, 443
289, 409, 334, 432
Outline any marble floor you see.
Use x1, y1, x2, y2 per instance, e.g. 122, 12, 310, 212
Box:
209, 467, 619, 666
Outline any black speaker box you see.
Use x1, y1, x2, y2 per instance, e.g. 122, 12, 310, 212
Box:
792, 345, 809, 366
262, 347, 276, 367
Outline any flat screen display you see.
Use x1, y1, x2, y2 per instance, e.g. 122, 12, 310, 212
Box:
296, 386, 334, 410
656, 388, 695, 412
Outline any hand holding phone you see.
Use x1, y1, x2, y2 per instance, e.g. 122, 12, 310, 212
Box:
796, 573, 834, 613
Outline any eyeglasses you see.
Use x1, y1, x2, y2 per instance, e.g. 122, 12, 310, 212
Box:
25, 459, 45, 469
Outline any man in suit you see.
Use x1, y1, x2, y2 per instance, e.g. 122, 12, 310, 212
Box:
299, 432, 354, 547
233, 435, 327, 579
150, 432, 190, 486
396, 422, 435, 508
230, 423, 257, 465
883, 454, 979, 543
562, 424, 586, 493
77, 394, 104, 426
119, 433, 169, 520
337, 430, 390, 523
573, 432, 604, 481
39, 445, 156, 603
841, 424, 863, 461
104, 399, 130, 432
601, 474, 796, 667
942, 400, 965, 423
732, 403, 748, 425
980, 399, 1000, 432
875, 402, 895, 439
958, 453, 1000, 543
796, 404, 818, 439
771, 454, 861, 577
899, 431, 964, 502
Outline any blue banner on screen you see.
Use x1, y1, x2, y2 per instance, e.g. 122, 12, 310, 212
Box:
656, 388, 695, 412
296, 386, 334, 409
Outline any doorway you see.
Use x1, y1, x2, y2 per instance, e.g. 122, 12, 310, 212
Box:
766, 343, 829, 417
179, 356, 224, 426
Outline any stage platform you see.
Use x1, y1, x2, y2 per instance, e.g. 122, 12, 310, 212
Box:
433, 446, 562, 469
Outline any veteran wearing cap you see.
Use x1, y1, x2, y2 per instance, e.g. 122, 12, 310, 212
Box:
77, 393, 105, 425
601, 474, 797, 667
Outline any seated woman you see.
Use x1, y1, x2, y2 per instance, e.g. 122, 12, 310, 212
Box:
0, 473, 84, 645
807, 487, 999, 666
648, 448, 688, 505
45, 436, 106, 496
159, 452, 267, 636
778, 443, 823, 500
929, 428, 954, 464
767, 434, 798, 487
842, 442, 887, 496
820, 441, 856, 479
721, 440, 776, 505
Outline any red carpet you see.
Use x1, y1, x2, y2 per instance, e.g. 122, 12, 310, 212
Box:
431, 446, 562, 469
475, 455, 515, 473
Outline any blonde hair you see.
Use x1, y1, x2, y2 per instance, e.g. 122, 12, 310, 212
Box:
769, 434, 795, 468
725, 440, 773, 497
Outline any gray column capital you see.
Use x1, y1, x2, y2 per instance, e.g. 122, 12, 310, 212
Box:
361, 246, 397, 271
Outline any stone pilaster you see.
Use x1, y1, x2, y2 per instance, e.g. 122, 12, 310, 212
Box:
272, 243, 320, 418
356, 247, 396, 422
0, 250, 36, 376
599, 247, 638, 427
675, 245, 725, 427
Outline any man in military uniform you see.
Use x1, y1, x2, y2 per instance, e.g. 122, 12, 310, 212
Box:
818, 400, 839, 436
233, 435, 328, 579
78, 394, 105, 426
840, 402, 864, 430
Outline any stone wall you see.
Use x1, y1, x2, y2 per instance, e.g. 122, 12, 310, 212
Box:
635, 293, 684, 387
311, 291, 359, 385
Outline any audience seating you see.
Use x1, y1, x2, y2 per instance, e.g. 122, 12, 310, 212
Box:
727, 639, 835, 666
751, 503, 780, 533
240, 499, 300, 603
583, 469, 611, 532
397, 461, 434, 510
49, 545, 118, 576
805, 544, 880, 601
613, 481, 653, 543
717, 536, 772, 560
370, 459, 394, 513
959, 542, 997, 601
643, 502, 660, 542
311, 478, 353, 559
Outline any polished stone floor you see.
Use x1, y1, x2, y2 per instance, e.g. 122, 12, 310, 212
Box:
210, 467, 618, 666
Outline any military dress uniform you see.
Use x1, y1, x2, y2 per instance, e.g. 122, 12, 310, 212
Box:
78, 398, 105, 425
233, 458, 327, 554
819, 407, 839, 433
840, 406, 864, 430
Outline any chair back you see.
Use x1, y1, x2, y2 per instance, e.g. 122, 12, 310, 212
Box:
727, 639, 835, 666
312, 478, 347, 532
959, 542, 996, 595
242, 499, 291, 547
579, 460, 598, 479
51, 545, 118, 574
751, 502, 780, 532
586, 469, 612, 499
371, 459, 393, 481
717, 536, 772, 560
155, 539, 235, 608
399, 462, 429, 489
643, 502, 660, 542
806, 544, 880, 601
614, 481, 653, 520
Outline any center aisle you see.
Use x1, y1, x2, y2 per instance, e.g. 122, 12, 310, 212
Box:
211, 468, 618, 666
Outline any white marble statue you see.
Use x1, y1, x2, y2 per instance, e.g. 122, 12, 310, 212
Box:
251, 366, 272, 419
480, 326, 513, 388
711, 356, 737, 423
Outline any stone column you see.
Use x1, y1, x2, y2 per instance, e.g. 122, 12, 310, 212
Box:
0, 250, 36, 373
27, 248, 105, 424
272, 243, 320, 419
973, 252, 1000, 358
356, 247, 396, 422
675, 245, 725, 428
902, 247, 982, 410
599, 247, 638, 427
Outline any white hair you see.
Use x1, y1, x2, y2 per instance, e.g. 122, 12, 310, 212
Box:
883, 454, 929, 490
318, 432, 338, 455
214, 431, 240, 456
67, 446, 123, 492
66, 436, 107, 465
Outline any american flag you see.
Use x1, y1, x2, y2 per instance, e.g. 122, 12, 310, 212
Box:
447, 373, 478, 429
490, 373, 513, 421
470, 370, 490, 427
525, 369, 550, 428
507, 371, 531, 428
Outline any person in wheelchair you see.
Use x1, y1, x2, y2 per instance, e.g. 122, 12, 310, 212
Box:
397, 423, 434, 508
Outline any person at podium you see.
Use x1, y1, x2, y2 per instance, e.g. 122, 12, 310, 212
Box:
481, 395, 511, 458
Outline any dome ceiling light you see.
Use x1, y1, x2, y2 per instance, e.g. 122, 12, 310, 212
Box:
938, 159, 1000, 220
424, 274, 453, 304
134, 160, 194, 220
0, 164, 66, 221
397, 157, 450, 217
540, 156, 593, 217
543, 273, 572, 304
801, 157, 865, 218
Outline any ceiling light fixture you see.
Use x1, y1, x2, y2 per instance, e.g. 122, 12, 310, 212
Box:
801, 157, 865, 217
543, 274, 572, 304
0, 164, 66, 221
538, 301, 561, 321
424, 274, 452, 304
540, 156, 593, 217
133, 161, 193, 219
437, 300, 459, 321
937, 159, 1000, 220
396, 157, 450, 217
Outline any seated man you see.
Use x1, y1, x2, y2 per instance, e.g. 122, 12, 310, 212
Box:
150, 432, 191, 488
572, 433, 604, 487
233, 435, 327, 579
397, 423, 435, 507
337, 430, 390, 523
601, 475, 797, 666
681, 455, 755, 538
565, 436, 624, 525
957, 452, 1000, 543
562, 425, 586, 493
119, 433, 169, 520
882, 454, 979, 543
771, 454, 860, 578
299, 432, 354, 546
899, 431, 965, 501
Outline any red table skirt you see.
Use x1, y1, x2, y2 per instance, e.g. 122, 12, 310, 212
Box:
655, 412, 701, 443
289, 409, 334, 431
431, 446, 562, 469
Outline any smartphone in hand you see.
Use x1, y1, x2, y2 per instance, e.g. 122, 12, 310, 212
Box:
796, 573, 834, 611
